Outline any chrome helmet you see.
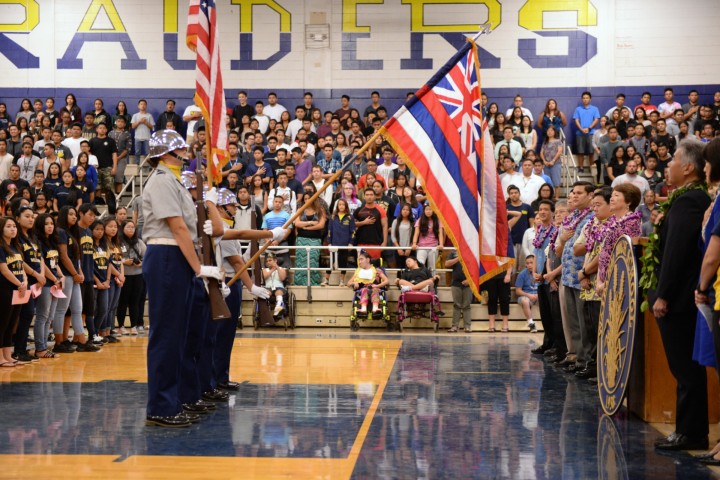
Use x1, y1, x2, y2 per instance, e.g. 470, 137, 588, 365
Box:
148, 129, 188, 159
216, 188, 238, 207
180, 171, 197, 190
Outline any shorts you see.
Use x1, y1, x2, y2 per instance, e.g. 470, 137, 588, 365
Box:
358, 244, 382, 260
575, 135, 593, 155
98, 167, 114, 192
81, 282, 96, 317
115, 157, 127, 184
518, 295, 538, 307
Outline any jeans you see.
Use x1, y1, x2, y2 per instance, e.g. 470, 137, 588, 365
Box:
90, 288, 109, 336
53, 276, 84, 339
34, 287, 58, 351
104, 281, 121, 331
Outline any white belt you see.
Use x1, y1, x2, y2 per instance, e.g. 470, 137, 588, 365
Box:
147, 238, 178, 246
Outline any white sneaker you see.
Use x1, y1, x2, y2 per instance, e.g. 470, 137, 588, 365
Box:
120, 327, 128, 335
401, 285, 412, 293
273, 303, 284, 316
130, 327, 138, 335
137, 326, 145, 333
92, 335, 104, 345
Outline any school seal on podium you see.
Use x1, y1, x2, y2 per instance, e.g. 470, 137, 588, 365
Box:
598, 235, 638, 416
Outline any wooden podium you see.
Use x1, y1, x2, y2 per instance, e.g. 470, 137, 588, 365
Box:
627, 309, 720, 423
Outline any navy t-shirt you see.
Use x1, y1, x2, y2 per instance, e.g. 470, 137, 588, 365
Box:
57, 229, 80, 276
93, 243, 109, 283
0, 246, 24, 289
18, 234, 42, 286
507, 202, 534, 245
79, 227, 95, 282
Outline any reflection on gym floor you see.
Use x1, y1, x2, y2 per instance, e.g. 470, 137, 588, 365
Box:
0, 333, 716, 479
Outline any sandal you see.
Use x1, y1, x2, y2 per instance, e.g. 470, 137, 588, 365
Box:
448, 326, 458, 333
501, 327, 509, 333
488, 327, 495, 333
0, 361, 16, 368
34, 350, 59, 359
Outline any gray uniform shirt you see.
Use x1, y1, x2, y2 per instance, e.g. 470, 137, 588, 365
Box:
220, 235, 243, 275
142, 163, 197, 242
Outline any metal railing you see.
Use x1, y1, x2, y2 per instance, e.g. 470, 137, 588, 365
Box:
246, 244, 456, 303
115, 158, 154, 210
558, 129, 579, 198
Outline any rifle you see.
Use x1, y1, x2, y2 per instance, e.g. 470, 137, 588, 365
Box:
196, 163, 231, 321
251, 202, 274, 326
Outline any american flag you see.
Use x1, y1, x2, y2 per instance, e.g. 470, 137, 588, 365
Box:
187, 0, 228, 184
381, 39, 512, 300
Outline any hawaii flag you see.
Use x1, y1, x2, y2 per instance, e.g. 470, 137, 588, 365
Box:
381, 38, 512, 300
187, 0, 228, 184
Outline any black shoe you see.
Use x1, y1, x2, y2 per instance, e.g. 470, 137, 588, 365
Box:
543, 348, 558, 357
13, 352, 39, 363
546, 354, 563, 363
202, 389, 229, 402
53, 342, 75, 353
218, 381, 241, 391
195, 400, 217, 410
146, 414, 191, 428
531, 346, 547, 355
654, 432, 708, 451
106, 335, 120, 343
74, 342, 101, 352
698, 456, 720, 466
563, 364, 581, 373
62, 340, 78, 351
556, 357, 574, 367
182, 403, 210, 414
575, 366, 597, 379
178, 412, 202, 423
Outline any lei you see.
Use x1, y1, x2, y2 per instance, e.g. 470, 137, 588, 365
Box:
549, 206, 592, 251
532, 223, 556, 249
639, 181, 709, 311
585, 216, 608, 252
596, 211, 642, 284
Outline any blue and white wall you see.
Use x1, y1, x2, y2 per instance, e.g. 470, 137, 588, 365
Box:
1, 0, 719, 120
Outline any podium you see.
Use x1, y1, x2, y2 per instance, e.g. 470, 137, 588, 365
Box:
627, 310, 720, 423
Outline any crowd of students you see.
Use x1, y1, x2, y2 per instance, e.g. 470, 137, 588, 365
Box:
1, 88, 720, 361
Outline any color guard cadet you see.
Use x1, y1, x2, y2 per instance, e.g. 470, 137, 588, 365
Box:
142, 130, 223, 428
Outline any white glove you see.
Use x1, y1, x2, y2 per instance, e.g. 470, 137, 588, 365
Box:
250, 284, 271, 299
205, 187, 218, 205
271, 226, 288, 243
220, 282, 231, 298
203, 219, 214, 236
197, 265, 223, 281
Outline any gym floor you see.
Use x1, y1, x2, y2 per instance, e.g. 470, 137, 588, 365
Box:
0, 330, 717, 479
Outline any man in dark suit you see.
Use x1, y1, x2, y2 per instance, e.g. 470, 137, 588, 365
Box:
652, 138, 712, 451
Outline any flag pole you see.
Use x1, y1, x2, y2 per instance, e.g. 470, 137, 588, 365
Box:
226, 128, 387, 286
471, 24, 491, 43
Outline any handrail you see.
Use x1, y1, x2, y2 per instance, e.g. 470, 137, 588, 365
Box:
558, 129, 578, 197
115, 158, 154, 210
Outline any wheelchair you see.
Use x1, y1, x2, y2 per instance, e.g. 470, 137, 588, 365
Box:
395, 276, 443, 333
252, 288, 296, 331
349, 286, 398, 332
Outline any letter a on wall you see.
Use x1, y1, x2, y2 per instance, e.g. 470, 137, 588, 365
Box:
57, 0, 147, 69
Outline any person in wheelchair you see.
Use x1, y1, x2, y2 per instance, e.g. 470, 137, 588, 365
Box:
262, 252, 287, 317
395, 255, 440, 293
348, 249, 389, 315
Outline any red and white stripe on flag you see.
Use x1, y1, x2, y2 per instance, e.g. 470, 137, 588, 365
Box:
187, 0, 228, 185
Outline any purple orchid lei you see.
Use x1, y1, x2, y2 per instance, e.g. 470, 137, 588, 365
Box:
532, 223, 556, 249
549, 206, 592, 251
597, 210, 642, 283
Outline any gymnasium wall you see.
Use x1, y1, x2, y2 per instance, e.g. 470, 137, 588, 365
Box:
1, 0, 719, 122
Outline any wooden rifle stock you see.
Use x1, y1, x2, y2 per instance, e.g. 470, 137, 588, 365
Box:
196, 194, 232, 321
251, 206, 275, 326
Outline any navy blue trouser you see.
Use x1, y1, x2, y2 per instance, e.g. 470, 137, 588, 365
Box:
214, 281, 242, 385
143, 245, 195, 417
178, 278, 210, 405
